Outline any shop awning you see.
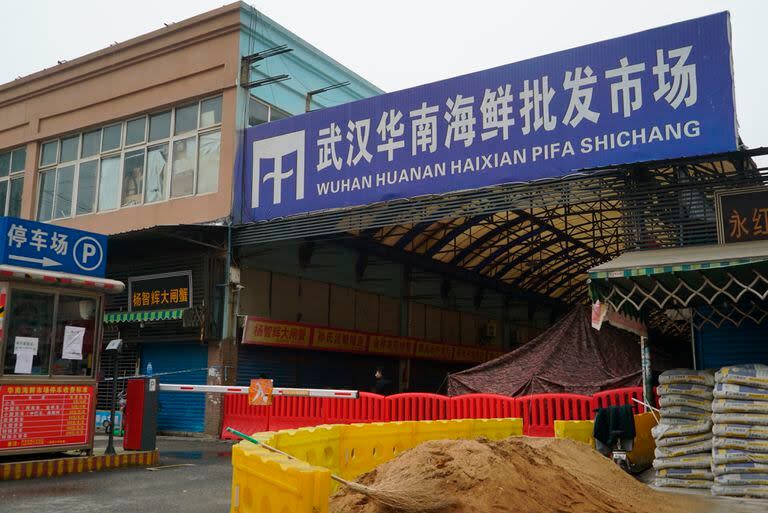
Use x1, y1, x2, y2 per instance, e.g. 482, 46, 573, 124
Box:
588, 240, 768, 318
103, 308, 185, 324
0, 264, 125, 293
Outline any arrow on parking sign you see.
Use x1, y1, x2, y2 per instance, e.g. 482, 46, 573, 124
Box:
8, 255, 62, 268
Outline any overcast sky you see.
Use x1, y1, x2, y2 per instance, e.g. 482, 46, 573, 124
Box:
3, 0, 767, 162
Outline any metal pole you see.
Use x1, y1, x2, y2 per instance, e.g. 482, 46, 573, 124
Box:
640, 336, 653, 413
104, 351, 119, 455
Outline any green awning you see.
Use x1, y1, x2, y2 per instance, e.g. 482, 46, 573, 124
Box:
104, 309, 184, 324
588, 240, 768, 317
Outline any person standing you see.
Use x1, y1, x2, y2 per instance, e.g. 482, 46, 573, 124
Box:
372, 367, 393, 395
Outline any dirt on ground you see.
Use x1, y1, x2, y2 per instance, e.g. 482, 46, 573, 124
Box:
329, 436, 711, 513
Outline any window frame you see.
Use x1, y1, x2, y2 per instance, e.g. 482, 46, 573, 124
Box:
35, 94, 223, 221
0, 282, 103, 381
0, 146, 27, 217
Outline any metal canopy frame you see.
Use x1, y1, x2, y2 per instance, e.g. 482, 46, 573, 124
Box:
234, 149, 765, 308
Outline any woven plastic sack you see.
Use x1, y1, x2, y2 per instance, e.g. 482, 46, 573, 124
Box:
712, 398, 768, 415
713, 437, 768, 453
652, 420, 712, 440
659, 369, 715, 387
655, 432, 713, 448
715, 365, 768, 389
714, 383, 768, 402
661, 405, 712, 421
715, 473, 768, 486
713, 424, 768, 440
712, 413, 768, 426
655, 439, 712, 458
712, 484, 768, 498
657, 383, 714, 400
654, 477, 712, 489
713, 449, 768, 465
713, 462, 768, 476
656, 468, 713, 480
653, 454, 711, 469
659, 394, 712, 411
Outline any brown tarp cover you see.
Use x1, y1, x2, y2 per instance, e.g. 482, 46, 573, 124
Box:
447, 306, 645, 396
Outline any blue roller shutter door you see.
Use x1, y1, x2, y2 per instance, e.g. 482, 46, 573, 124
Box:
695, 318, 768, 370
236, 345, 298, 387
141, 343, 207, 433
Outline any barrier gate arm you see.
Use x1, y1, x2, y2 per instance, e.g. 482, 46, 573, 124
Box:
157, 384, 359, 398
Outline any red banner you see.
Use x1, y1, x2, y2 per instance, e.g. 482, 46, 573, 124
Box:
242, 318, 311, 348
0, 384, 95, 451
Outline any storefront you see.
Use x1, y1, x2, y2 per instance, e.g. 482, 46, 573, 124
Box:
0, 218, 123, 456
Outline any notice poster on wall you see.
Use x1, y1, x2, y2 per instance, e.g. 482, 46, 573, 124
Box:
62, 326, 85, 360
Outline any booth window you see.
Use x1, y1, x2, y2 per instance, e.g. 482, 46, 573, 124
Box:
0, 147, 25, 217
2, 289, 98, 378
36, 94, 223, 222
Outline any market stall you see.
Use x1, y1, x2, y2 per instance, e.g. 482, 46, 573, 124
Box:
0, 217, 123, 457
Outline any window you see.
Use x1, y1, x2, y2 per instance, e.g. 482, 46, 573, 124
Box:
248, 96, 291, 127
0, 147, 25, 216
36, 95, 222, 220
2, 288, 99, 377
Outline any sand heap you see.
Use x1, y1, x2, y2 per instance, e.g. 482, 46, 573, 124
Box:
330, 437, 704, 513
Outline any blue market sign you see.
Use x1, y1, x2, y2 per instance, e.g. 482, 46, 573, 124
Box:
235, 12, 737, 223
0, 217, 107, 278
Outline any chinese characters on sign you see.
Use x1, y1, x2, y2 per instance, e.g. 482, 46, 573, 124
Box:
241, 317, 499, 363
716, 188, 768, 244
128, 271, 192, 312
0, 385, 94, 451
237, 13, 736, 223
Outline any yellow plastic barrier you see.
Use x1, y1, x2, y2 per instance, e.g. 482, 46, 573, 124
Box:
554, 420, 595, 447
231, 417, 523, 513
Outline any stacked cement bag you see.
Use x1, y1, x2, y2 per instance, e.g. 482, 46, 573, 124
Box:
711, 364, 768, 499
653, 369, 715, 490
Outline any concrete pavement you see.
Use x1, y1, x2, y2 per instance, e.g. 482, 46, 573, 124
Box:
0, 436, 235, 513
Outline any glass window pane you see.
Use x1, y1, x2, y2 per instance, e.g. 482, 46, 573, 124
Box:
4, 290, 55, 376
60, 136, 79, 163
121, 149, 145, 207
81, 130, 101, 158
98, 156, 120, 211
51, 295, 97, 377
0, 152, 9, 178
0, 180, 8, 215
174, 104, 198, 135
10, 149, 26, 173
248, 98, 269, 127
40, 141, 58, 167
101, 124, 122, 152
53, 165, 75, 218
197, 131, 220, 194
37, 170, 56, 221
149, 111, 171, 142
171, 136, 196, 198
76, 161, 98, 215
9, 177, 23, 217
126, 117, 146, 146
270, 107, 289, 121
200, 97, 222, 128
145, 144, 168, 203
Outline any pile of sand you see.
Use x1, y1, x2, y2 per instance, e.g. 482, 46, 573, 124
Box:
329, 437, 706, 513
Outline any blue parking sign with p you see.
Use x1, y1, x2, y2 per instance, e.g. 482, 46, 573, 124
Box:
0, 217, 107, 278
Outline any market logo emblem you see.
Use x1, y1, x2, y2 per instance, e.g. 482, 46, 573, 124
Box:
251, 131, 305, 208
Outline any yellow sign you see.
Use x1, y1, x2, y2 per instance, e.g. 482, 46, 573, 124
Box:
248, 379, 274, 406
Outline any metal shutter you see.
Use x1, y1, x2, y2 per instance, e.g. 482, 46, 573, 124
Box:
296, 350, 398, 392
141, 343, 207, 433
236, 345, 299, 387
410, 360, 468, 394
97, 343, 140, 410
695, 319, 768, 370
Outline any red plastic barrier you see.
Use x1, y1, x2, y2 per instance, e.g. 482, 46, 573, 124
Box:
449, 393, 518, 419
268, 395, 325, 431
323, 392, 388, 424
388, 393, 449, 421
517, 393, 593, 437
220, 393, 270, 440
592, 387, 645, 415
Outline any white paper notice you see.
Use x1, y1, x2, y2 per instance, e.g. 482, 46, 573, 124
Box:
14, 349, 34, 374
106, 339, 122, 351
62, 326, 86, 360
14, 336, 39, 355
